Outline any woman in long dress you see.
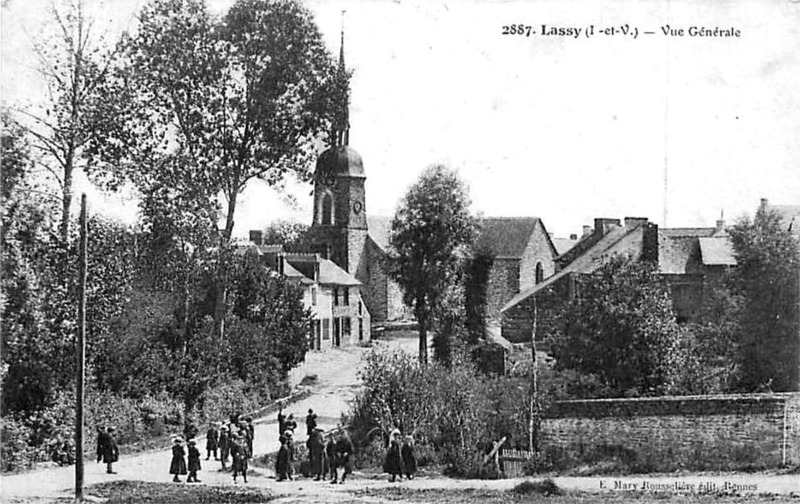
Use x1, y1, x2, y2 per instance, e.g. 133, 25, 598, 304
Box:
169, 438, 187, 483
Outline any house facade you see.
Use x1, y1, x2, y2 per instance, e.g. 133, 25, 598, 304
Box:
239, 244, 372, 350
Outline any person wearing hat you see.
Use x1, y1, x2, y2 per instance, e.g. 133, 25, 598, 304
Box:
284, 429, 295, 481
285, 414, 298, 433
332, 430, 354, 484
100, 427, 119, 475
218, 424, 230, 470
230, 432, 248, 483
170, 438, 187, 483
383, 429, 404, 482
401, 435, 418, 480
308, 428, 326, 481
275, 434, 291, 482
206, 422, 219, 461
325, 433, 336, 481
277, 402, 287, 436
305, 409, 317, 437
187, 440, 202, 483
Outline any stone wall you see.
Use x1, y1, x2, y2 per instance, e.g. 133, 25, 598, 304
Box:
540, 393, 800, 471
486, 258, 520, 321
519, 221, 557, 291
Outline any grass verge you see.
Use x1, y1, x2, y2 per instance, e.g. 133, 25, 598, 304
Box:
84, 481, 273, 504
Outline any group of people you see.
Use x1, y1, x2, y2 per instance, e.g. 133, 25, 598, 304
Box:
383, 428, 417, 482
275, 405, 355, 484
170, 415, 255, 484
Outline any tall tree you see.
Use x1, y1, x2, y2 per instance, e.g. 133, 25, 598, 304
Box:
88, 0, 341, 341
389, 165, 475, 364
18, 0, 115, 242
729, 208, 800, 392
549, 255, 682, 397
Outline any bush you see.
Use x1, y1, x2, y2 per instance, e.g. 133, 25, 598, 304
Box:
510, 478, 562, 496
347, 347, 533, 478
197, 379, 259, 425
0, 415, 44, 471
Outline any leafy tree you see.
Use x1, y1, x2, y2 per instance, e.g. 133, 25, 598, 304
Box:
673, 281, 742, 395
729, 209, 800, 392
262, 220, 309, 251
549, 255, 682, 397
89, 0, 342, 341
389, 165, 476, 364
16, 0, 116, 242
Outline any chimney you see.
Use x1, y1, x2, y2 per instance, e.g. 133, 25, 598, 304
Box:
642, 223, 659, 263
249, 230, 263, 245
760, 198, 769, 211
594, 218, 621, 235
624, 217, 648, 229
569, 233, 578, 240
582, 225, 592, 237
716, 219, 725, 232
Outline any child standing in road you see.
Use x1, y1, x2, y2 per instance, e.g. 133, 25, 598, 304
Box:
187, 440, 202, 483
170, 438, 187, 483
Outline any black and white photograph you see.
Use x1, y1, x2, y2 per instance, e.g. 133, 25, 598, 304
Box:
1, 0, 799, 502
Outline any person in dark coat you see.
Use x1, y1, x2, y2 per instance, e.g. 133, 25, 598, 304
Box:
285, 414, 297, 433
170, 438, 188, 483
275, 435, 291, 481
305, 409, 317, 436
401, 435, 418, 480
307, 428, 325, 481
284, 430, 295, 480
101, 427, 119, 474
332, 431, 354, 484
183, 419, 199, 441
206, 423, 219, 460
187, 440, 202, 483
218, 425, 230, 470
325, 433, 336, 481
277, 402, 286, 436
230, 433, 248, 483
245, 417, 255, 456
383, 429, 404, 482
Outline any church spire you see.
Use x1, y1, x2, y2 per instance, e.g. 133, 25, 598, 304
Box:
336, 10, 350, 146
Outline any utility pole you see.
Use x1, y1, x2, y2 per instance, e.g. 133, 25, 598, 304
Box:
76, 194, 87, 500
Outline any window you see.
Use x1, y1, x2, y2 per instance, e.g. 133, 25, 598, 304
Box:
344, 317, 352, 336
333, 288, 339, 306
322, 193, 332, 225
358, 301, 362, 316
343, 287, 349, 306
311, 286, 317, 306
322, 319, 330, 340
358, 318, 363, 341
535, 262, 544, 284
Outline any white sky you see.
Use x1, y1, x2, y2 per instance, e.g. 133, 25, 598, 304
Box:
2, 0, 799, 238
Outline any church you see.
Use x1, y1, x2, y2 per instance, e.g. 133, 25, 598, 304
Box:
300, 36, 406, 326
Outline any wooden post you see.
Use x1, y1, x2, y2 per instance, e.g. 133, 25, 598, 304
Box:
75, 194, 87, 499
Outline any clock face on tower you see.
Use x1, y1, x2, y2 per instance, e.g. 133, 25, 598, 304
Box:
353, 201, 363, 214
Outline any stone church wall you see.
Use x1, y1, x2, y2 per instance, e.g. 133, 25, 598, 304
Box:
519, 223, 557, 292
486, 258, 520, 322
540, 393, 800, 471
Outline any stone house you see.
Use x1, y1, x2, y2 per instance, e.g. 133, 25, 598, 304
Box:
500, 216, 736, 344
475, 217, 560, 322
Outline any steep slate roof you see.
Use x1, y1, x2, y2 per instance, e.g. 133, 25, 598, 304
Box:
283, 261, 315, 285
477, 217, 539, 258
552, 237, 579, 255
660, 228, 717, 238
367, 216, 392, 251
502, 222, 647, 312
699, 237, 737, 266
658, 234, 702, 275
476, 217, 558, 259
318, 258, 362, 286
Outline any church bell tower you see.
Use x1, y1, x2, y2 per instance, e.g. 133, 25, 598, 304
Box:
307, 22, 368, 275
